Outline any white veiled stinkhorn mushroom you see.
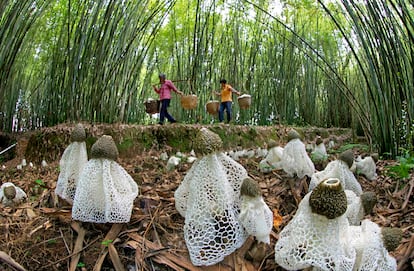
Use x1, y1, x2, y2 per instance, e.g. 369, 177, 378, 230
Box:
345, 190, 377, 225
255, 147, 268, 158
174, 127, 249, 266
0, 182, 27, 207
346, 220, 401, 270
275, 177, 396, 271
72, 135, 138, 223
55, 123, 88, 204
259, 140, 284, 173
166, 156, 181, 171
311, 136, 328, 162
281, 129, 315, 178
309, 149, 363, 195
275, 178, 355, 271
354, 155, 377, 181
238, 177, 273, 244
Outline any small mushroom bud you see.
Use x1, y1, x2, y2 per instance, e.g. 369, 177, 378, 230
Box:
315, 136, 323, 145
309, 178, 347, 219
3, 185, 16, 200
240, 177, 261, 197
71, 123, 86, 142
90, 135, 119, 161
339, 149, 354, 168
287, 129, 301, 141
381, 227, 403, 252
360, 191, 377, 215
193, 128, 223, 155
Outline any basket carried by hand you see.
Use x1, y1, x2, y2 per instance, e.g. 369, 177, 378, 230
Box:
206, 100, 220, 115
181, 94, 198, 110
144, 99, 160, 114
238, 94, 251, 109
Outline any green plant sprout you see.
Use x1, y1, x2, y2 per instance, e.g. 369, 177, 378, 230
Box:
34, 179, 47, 191
101, 239, 113, 247
34, 179, 46, 187
385, 149, 414, 180
32, 179, 48, 196
47, 239, 57, 245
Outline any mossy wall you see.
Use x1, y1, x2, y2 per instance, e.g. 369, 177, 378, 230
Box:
21, 123, 352, 163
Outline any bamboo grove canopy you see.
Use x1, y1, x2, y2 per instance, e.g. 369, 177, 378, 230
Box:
0, 0, 413, 157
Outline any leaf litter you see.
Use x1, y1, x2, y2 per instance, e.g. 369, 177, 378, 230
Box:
0, 125, 413, 271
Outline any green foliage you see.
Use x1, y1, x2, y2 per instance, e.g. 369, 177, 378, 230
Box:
385, 149, 414, 180
101, 239, 113, 247
47, 239, 57, 245
34, 179, 46, 188
31, 179, 47, 198
117, 138, 134, 153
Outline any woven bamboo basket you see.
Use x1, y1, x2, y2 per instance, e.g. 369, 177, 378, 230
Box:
206, 100, 220, 115
181, 94, 198, 110
144, 99, 160, 114
238, 94, 251, 109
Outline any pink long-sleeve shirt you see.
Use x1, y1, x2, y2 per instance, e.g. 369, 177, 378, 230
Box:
154, 80, 178, 100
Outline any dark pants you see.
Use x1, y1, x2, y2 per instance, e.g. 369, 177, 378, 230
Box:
219, 101, 232, 123
159, 99, 176, 124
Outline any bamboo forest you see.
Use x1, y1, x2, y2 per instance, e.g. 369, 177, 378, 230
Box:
0, 0, 413, 157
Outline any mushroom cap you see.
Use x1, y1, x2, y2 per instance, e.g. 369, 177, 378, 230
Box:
71, 123, 86, 142
193, 128, 223, 155
287, 129, 301, 141
3, 185, 16, 200
315, 136, 323, 145
90, 135, 119, 160
381, 227, 403, 252
339, 149, 354, 168
268, 139, 278, 149
371, 153, 379, 162
309, 178, 347, 219
360, 191, 377, 214
240, 177, 261, 197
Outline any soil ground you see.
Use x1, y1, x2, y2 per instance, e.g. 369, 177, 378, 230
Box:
0, 123, 413, 271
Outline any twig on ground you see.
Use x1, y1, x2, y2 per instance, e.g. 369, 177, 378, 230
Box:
0, 250, 27, 271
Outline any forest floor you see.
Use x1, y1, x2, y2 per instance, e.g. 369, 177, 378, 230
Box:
0, 123, 413, 271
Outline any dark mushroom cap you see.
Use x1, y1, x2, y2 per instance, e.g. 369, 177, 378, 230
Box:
193, 128, 223, 155
309, 178, 347, 219
268, 139, 278, 149
287, 129, 301, 141
381, 227, 403, 252
360, 191, 377, 215
3, 185, 16, 200
339, 149, 354, 168
240, 177, 261, 197
315, 136, 323, 145
90, 135, 119, 161
371, 153, 379, 162
71, 123, 86, 142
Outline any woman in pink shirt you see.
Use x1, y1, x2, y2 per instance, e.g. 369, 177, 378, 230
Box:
152, 74, 183, 125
